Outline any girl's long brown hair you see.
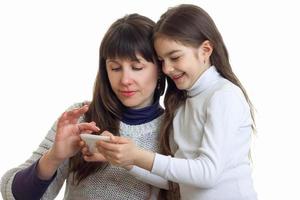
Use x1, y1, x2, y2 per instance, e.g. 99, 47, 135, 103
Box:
155, 4, 256, 199
68, 14, 165, 185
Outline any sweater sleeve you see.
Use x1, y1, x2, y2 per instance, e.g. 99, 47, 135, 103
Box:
151, 89, 250, 188
0, 121, 68, 200
128, 166, 169, 190
11, 160, 56, 200
1, 103, 83, 200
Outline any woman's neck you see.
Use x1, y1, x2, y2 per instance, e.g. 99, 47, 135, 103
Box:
121, 99, 164, 125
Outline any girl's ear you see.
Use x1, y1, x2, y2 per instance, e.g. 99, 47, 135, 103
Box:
199, 40, 213, 59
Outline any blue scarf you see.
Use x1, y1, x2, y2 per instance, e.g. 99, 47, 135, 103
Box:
121, 100, 164, 125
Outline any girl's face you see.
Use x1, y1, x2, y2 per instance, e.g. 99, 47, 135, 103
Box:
106, 54, 158, 109
154, 37, 211, 90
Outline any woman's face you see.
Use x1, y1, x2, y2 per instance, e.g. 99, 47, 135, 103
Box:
106, 54, 158, 109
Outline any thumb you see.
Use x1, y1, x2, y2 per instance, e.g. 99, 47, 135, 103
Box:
111, 136, 130, 144
84, 153, 107, 162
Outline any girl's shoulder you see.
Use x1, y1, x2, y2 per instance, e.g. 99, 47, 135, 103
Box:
209, 79, 248, 109
212, 78, 243, 97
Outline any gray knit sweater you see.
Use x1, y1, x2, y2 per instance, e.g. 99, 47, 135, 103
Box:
1, 103, 163, 200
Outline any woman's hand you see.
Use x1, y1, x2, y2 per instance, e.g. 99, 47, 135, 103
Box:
38, 105, 100, 180
80, 140, 107, 162
50, 105, 100, 163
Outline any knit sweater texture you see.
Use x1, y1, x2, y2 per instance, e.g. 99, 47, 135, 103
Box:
1, 103, 163, 200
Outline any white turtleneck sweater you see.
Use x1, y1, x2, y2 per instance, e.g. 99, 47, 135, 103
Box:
152, 66, 257, 200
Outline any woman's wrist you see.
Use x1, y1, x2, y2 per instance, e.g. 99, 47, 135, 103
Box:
37, 149, 63, 180
46, 148, 65, 166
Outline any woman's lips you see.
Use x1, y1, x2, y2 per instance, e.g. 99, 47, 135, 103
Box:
120, 91, 136, 97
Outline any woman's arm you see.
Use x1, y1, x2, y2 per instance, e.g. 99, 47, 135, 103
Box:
1, 103, 100, 200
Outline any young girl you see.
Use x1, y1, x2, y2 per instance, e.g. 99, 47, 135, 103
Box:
94, 4, 257, 200
0, 14, 171, 200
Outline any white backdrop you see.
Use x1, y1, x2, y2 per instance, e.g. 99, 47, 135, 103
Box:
1, 0, 299, 199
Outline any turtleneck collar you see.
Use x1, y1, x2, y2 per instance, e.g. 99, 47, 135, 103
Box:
121, 99, 164, 125
187, 66, 221, 97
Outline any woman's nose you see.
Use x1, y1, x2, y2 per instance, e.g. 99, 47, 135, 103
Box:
120, 71, 133, 85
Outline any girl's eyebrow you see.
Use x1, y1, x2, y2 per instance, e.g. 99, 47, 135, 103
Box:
163, 50, 181, 57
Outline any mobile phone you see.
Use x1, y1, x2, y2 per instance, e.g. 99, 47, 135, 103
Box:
80, 133, 110, 153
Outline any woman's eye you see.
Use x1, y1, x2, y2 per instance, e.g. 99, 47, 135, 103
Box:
132, 65, 143, 71
111, 67, 121, 71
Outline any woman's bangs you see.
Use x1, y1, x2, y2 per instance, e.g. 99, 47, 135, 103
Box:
103, 27, 154, 62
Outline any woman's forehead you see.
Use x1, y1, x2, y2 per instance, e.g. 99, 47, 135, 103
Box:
106, 53, 146, 62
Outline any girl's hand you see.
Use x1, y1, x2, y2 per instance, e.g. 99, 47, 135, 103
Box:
96, 131, 140, 167
49, 105, 100, 163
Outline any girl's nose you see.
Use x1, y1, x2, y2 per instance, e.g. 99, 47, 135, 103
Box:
162, 62, 175, 74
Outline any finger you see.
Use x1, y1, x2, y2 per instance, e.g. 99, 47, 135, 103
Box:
111, 136, 130, 144
79, 140, 86, 148
73, 105, 89, 116
57, 111, 69, 126
57, 106, 87, 125
84, 155, 98, 162
95, 145, 114, 158
78, 122, 100, 133
81, 130, 94, 134
99, 131, 129, 144
83, 101, 91, 106
68, 105, 89, 123
100, 131, 116, 143
90, 121, 96, 126
96, 141, 121, 152
84, 153, 107, 162
101, 131, 114, 137
81, 147, 92, 156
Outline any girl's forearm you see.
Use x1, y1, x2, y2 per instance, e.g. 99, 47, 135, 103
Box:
134, 149, 156, 171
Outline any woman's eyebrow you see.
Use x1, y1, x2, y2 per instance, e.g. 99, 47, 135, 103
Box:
106, 59, 120, 65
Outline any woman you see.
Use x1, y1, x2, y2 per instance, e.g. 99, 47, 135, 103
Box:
1, 14, 169, 200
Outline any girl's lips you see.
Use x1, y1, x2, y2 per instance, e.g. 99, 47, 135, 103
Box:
120, 91, 136, 97
172, 73, 184, 80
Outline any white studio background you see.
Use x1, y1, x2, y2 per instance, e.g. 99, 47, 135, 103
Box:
0, 0, 299, 199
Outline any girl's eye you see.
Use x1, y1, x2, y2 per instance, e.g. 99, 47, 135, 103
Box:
170, 56, 180, 61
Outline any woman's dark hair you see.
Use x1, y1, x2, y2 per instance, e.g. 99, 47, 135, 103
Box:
154, 4, 256, 199
68, 13, 165, 185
